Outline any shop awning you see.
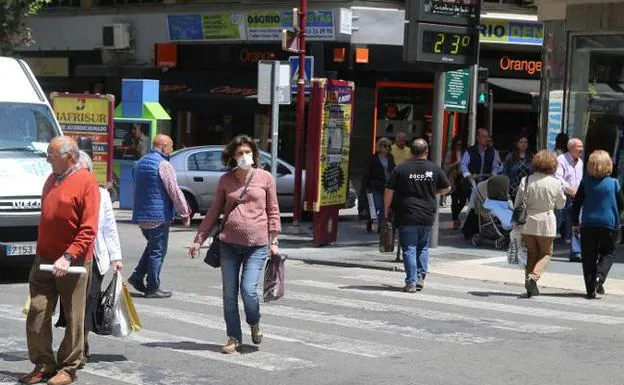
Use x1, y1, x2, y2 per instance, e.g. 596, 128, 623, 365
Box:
487, 78, 540, 96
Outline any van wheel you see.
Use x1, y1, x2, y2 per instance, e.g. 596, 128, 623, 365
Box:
183, 192, 197, 221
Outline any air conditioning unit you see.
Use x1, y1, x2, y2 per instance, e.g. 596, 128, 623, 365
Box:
102, 24, 131, 50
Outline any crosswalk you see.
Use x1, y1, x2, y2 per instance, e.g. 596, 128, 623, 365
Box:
1, 264, 624, 384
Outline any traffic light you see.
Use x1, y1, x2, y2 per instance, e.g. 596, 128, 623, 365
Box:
478, 82, 489, 105
477, 67, 489, 105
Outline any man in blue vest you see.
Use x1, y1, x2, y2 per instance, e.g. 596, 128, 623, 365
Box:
128, 134, 190, 299
460, 128, 503, 183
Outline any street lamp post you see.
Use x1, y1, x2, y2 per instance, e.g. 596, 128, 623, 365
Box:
293, 0, 307, 227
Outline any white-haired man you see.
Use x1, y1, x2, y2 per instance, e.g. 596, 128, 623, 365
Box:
20, 137, 100, 385
556, 138, 584, 262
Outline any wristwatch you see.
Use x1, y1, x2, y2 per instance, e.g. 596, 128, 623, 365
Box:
63, 253, 73, 262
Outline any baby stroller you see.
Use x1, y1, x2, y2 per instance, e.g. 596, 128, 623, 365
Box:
469, 176, 513, 249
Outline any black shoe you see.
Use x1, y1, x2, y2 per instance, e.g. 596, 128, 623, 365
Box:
569, 254, 582, 263
525, 277, 539, 298
145, 289, 173, 299
128, 276, 147, 294
597, 282, 605, 295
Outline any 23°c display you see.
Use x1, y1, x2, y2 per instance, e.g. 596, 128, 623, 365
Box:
422, 30, 475, 56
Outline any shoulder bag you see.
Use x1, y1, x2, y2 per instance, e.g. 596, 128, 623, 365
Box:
204, 169, 256, 268
512, 174, 530, 225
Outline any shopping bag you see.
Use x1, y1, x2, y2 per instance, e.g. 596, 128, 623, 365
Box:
93, 273, 117, 336
111, 272, 141, 336
22, 296, 31, 316
379, 222, 395, 253
122, 281, 142, 333
507, 229, 527, 267
263, 254, 287, 302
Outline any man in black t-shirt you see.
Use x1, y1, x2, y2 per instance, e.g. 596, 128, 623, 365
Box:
384, 139, 450, 293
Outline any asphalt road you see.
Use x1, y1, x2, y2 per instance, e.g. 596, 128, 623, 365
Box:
3, 221, 624, 385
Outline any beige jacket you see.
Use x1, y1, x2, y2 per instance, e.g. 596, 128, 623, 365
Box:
514, 173, 566, 237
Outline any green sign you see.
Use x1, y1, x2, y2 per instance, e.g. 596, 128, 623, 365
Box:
444, 69, 471, 113
201, 14, 244, 40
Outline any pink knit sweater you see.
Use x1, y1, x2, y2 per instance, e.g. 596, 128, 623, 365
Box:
194, 168, 281, 247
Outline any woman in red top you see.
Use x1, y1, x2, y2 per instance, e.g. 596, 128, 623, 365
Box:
188, 135, 281, 354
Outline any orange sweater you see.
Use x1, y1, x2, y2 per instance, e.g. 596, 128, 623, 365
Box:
37, 169, 100, 263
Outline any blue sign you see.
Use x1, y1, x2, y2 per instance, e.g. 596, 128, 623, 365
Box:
167, 15, 203, 41
547, 90, 563, 151
289, 56, 314, 94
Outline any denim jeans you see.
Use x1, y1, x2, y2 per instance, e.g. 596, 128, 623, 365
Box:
370, 191, 385, 227
131, 223, 170, 293
399, 225, 432, 284
220, 241, 268, 343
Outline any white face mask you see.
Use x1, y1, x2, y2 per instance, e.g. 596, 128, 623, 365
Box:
236, 153, 254, 170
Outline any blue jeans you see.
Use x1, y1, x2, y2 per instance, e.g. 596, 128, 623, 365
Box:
131, 223, 170, 292
220, 241, 268, 343
400, 225, 432, 284
370, 191, 385, 226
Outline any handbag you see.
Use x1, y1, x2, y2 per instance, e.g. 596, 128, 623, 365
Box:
379, 221, 395, 253
512, 175, 530, 225
93, 272, 117, 336
204, 169, 256, 268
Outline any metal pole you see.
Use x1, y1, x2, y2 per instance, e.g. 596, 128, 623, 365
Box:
487, 89, 494, 134
270, 61, 280, 180
430, 71, 445, 249
468, 63, 479, 146
293, 0, 307, 226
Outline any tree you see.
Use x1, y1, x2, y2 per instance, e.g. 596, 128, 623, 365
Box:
0, 0, 51, 56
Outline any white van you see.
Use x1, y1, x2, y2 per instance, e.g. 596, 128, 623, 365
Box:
0, 57, 62, 269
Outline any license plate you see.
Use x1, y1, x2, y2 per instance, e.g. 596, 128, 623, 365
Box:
5, 243, 36, 256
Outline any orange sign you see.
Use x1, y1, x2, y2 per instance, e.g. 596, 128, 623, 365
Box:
499, 56, 542, 76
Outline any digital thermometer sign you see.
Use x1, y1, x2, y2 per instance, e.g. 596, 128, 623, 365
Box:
404, 23, 478, 66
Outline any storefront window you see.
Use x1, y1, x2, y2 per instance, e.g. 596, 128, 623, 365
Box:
375, 84, 433, 141
566, 34, 624, 142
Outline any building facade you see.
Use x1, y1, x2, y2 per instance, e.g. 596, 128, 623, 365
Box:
20, 0, 540, 188
537, 0, 624, 160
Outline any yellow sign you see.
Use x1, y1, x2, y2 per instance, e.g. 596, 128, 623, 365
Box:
51, 94, 114, 185
23, 57, 69, 77
319, 83, 354, 207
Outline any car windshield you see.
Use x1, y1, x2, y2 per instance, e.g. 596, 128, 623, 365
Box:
0, 102, 60, 152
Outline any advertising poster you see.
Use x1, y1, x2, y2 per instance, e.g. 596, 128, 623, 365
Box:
113, 121, 152, 161
319, 81, 354, 207
546, 90, 563, 151
246, 10, 334, 41
50, 93, 114, 185
167, 13, 245, 41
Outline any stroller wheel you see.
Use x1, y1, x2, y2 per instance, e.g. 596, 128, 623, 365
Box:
471, 234, 481, 247
495, 238, 507, 249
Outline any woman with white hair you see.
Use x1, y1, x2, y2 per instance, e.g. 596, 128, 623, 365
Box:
56, 151, 123, 366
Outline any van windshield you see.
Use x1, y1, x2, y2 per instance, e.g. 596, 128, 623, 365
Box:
0, 102, 59, 152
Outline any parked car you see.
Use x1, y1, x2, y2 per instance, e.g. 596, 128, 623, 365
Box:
170, 146, 357, 217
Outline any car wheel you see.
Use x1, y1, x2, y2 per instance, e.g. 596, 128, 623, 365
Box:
183, 192, 198, 221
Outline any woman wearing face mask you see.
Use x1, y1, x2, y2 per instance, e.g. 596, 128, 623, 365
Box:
188, 135, 281, 354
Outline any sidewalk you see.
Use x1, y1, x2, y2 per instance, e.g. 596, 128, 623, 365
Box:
114, 207, 624, 296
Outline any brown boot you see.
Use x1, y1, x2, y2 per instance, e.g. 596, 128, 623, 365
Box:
46, 370, 75, 385
18, 366, 55, 385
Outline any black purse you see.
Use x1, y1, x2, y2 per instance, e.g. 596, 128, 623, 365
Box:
93, 272, 117, 335
512, 175, 530, 225
204, 169, 256, 268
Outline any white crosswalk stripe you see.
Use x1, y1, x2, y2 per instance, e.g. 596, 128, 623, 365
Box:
5, 267, 624, 384
289, 279, 624, 325
137, 303, 415, 357
173, 291, 499, 344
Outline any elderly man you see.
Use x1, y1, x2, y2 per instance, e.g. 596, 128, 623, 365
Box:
20, 137, 100, 385
556, 138, 584, 262
128, 134, 190, 299
391, 132, 412, 165
460, 128, 503, 183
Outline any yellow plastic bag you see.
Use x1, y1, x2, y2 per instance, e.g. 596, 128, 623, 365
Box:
122, 282, 142, 333
22, 296, 31, 316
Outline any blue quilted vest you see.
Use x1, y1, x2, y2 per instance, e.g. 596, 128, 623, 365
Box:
132, 149, 175, 223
